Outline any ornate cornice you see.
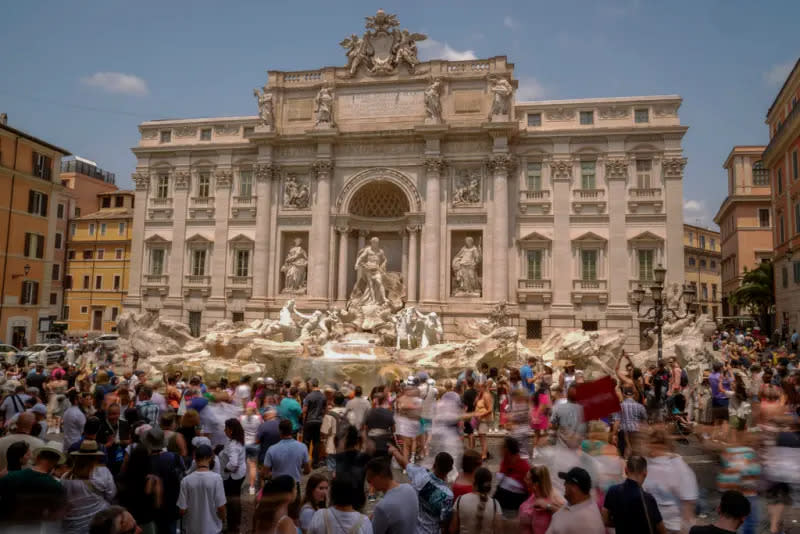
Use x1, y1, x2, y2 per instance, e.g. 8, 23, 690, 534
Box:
214, 169, 233, 188
605, 159, 629, 181
598, 106, 629, 120
174, 126, 197, 138
312, 159, 334, 178
546, 107, 576, 121
487, 153, 515, 173
662, 157, 687, 178
424, 157, 445, 174
132, 172, 150, 191
174, 170, 190, 190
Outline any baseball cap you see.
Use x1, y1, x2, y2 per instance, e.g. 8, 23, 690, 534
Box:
31, 403, 48, 416
558, 467, 592, 494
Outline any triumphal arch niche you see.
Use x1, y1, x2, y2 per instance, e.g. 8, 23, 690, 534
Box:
246, 9, 516, 332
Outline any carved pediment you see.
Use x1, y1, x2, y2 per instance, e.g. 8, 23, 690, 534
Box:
572, 231, 607, 242
144, 234, 170, 244
229, 234, 254, 244
185, 233, 213, 244
519, 231, 552, 243
628, 231, 664, 243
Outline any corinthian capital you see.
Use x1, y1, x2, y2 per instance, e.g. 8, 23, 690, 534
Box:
550, 159, 573, 180
173, 170, 190, 190
487, 153, 515, 173
214, 169, 233, 188
604, 158, 629, 180
254, 163, 280, 182
424, 157, 445, 174
132, 171, 150, 191
662, 157, 687, 178
312, 159, 333, 178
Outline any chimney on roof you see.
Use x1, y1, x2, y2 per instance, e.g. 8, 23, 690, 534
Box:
0, 113, 7, 125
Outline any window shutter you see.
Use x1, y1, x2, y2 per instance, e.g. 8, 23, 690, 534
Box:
65, 275, 72, 289
20, 281, 28, 305
32, 152, 38, 175
41, 193, 48, 216
32, 281, 39, 305
28, 190, 35, 213
36, 234, 44, 259
24, 233, 31, 257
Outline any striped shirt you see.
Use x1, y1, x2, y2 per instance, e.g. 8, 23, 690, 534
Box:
615, 398, 647, 432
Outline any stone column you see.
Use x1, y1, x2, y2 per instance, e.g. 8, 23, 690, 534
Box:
488, 154, 513, 302
168, 169, 190, 298
211, 169, 232, 299
605, 159, 629, 307
336, 226, 349, 301
663, 157, 687, 285
357, 230, 367, 252
308, 160, 332, 301
401, 230, 409, 285
421, 157, 444, 303
550, 159, 574, 307
407, 225, 420, 303
252, 163, 276, 302
124, 172, 149, 308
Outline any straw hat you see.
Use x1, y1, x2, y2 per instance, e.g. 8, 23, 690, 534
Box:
70, 440, 105, 457
34, 441, 66, 464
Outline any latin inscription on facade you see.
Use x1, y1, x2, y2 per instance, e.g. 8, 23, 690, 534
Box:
337, 90, 424, 119
286, 99, 313, 121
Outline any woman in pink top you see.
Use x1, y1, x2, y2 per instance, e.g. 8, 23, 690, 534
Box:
528, 387, 551, 448
518, 465, 564, 534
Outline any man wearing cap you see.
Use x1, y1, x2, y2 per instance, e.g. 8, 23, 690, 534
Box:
0, 440, 66, 523
546, 467, 605, 533
602, 456, 665, 534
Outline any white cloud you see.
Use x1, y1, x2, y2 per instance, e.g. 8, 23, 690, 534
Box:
764, 61, 794, 87
683, 199, 715, 227
516, 76, 547, 101
417, 39, 477, 61
81, 72, 149, 96
683, 199, 703, 212
503, 16, 516, 30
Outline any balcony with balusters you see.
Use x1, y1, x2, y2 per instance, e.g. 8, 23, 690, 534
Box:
572, 189, 606, 214
141, 274, 169, 295
183, 274, 211, 296
231, 196, 257, 220
516, 278, 552, 303
571, 278, 608, 304
147, 197, 173, 222
226, 275, 253, 297
627, 187, 663, 213
518, 190, 551, 214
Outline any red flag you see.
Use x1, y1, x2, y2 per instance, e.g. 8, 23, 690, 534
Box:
575, 375, 621, 421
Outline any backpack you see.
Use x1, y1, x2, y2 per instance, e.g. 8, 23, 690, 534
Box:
328, 409, 350, 448
680, 368, 689, 388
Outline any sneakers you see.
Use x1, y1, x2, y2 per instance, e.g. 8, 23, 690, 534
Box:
248, 486, 256, 496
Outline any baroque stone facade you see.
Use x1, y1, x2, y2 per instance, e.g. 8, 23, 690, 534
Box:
123, 11, 688, 350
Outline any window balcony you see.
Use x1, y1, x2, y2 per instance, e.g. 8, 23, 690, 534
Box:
233, 196, 256, 206
572, 189, 606, 214
573, 189, 605, 200
183, 274, 211, 297
190, 196, 215, 206
188, 207, 215, 221
517, 279, 552, 303
228, 275, 252, 286
150, 197, 172, 206
518, 190, 551, 214
226, 275, 253, 297
764, 100, 800, 162
571, 278, 608, 304
628, 188, 663, 213
142, 274, 168, 296
629, 188, 661, 199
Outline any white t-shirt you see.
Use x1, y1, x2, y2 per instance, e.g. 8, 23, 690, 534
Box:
642, 454, 699, 532
240, 414, 262, 445
235, 384, 251, 404
309, 508, 373, 534
177, 470, 226, 534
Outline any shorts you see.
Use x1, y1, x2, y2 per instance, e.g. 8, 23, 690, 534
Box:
766, 482, 792, 505
245, 444, 260, 459
478, 421, 490, 435
712, 405, 729, 422
419, 418, 432, 435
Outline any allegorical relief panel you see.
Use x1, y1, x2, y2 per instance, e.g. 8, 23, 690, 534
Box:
282, 174, 311, 209
451, 168, 482, 206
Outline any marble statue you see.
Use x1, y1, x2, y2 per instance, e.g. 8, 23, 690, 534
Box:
489, 301, 509, 328
340, 33, 372, 77
339, 10, 426, 77
452, 172, 480, 205
421, 311, 443, 348
253, 86, 274, 128
393, 29, 425, 73
281, 238, 308, 294
351, 237, 388, 307
488, 76, 513, 120
283, 175, 310, 209
394, 307, 443, 349
424, 78, 444, 124
452, 236, 482, 296
314, 86, 335, 127
665, 281, 688, 319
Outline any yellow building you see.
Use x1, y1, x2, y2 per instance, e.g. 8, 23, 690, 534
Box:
65, 191, 133, 333
684, 223, 722, 318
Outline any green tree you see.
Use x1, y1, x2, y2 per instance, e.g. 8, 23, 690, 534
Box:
729, 261, 774, 331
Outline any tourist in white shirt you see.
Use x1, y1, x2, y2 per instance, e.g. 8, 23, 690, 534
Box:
62, 391, 89, 447
239, 401, 263, 495
221, 418, 247, 532
643, 430, 698, 534
234, 375, 252, 408
177, 444, 226, 534
545, 467, 605, 534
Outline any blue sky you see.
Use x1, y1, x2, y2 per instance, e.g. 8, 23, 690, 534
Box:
2, 0, 798, 228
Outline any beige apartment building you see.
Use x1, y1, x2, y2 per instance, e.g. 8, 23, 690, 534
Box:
713, 146, 772, 317
123, 10, 688, 351
683, 224, 721, 318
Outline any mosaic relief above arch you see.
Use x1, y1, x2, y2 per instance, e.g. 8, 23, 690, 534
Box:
335, 167, 422, 215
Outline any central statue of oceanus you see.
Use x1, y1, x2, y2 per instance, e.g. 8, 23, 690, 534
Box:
347, 236, 405, 331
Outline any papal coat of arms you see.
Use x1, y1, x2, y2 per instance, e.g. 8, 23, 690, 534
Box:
339, 9, 427, 77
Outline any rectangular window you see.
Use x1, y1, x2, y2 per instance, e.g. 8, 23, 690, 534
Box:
27, 190, 48, 216
636, 159, 652, 188
20, 281, 39, 305
113, 275, 121, 290
68, 250, 75, 260
232, 312, 245, 323
777, 168, 783, 194
70, 223, 76, 236
688, 256, 696, 267
95, 275, 102, 290
197, 173, 210, 198
638, 249, 654, 281
115, 196, 124, 207
783, 266, 789, 288
189, 311, 202, 337
102, 196, 111, 209
579, 111, 594, 125
527, 113, 541, 127
82, 250, 93, 260
795, 203, 800, 234
580, 161, 596, 189
150, 249, 165, 275
581, 249, 598, 281
526, 320, 542, 340
97, 249, 104, 260
793, 150, 798, 180
794, 262, 800, 284
54, 232, 62, 249
526, 162, 542, 191
118, 222, 126, 235
115, 248, 123, 260
699, 235, 706, 249
100, 223, 106, 236
239, 170, 253, 199
65, 275, 72, 289
160, 130, 171, 143
582, 320, 599, 331
702, 283, 708, 300
780, 215, 786, 243
111, 307, 119, 321
191, 249, 207, 276
88, 223, 95, 236
526, 249, 543, 280
24, 233, 45, 259
634, 108, 649, 123
156, 175, 169, 199
710, 238, 715, 250
712, 284, 718, 299
200, 128, 212, 140
49, 292, 57, 305
32, 152, 52, 180
80, 306, 88, 314
57, 203, 65, 219
51, 264, 60, 281
235, 249, 250, 277
759, 208, 770, 228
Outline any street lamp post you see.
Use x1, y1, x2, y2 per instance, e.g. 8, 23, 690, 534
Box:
631, 264, 697, 366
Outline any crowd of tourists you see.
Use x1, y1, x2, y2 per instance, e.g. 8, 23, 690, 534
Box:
0, 324, 796, 534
